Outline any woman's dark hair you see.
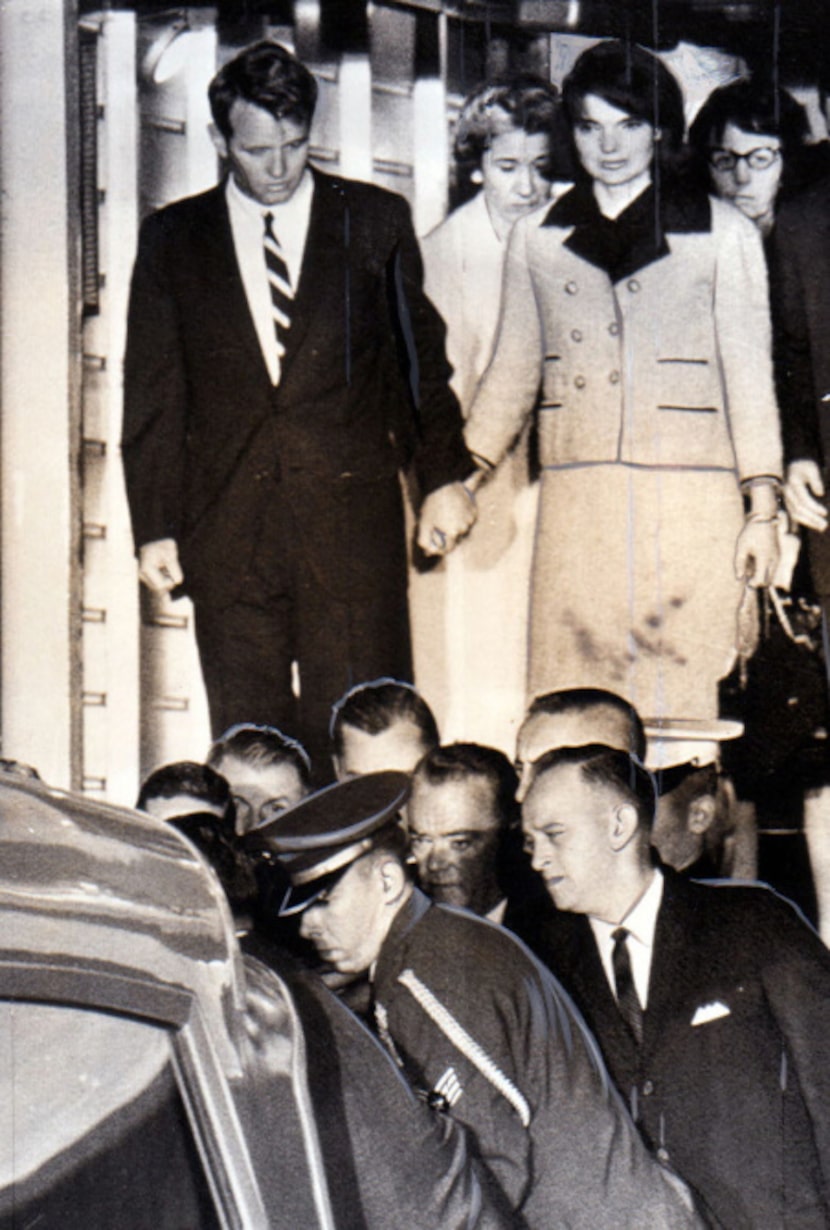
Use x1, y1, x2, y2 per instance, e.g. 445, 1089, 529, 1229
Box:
453, 75, 561, 179
209, 40, 318, 139
689, 78, 809, 163
562, 40, 686, 173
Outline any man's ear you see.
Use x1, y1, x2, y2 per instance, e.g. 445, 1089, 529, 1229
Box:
209, 123, 229, 161
379, 856, 407, 904
610, 802, 640, 851
688, 795, 717, 836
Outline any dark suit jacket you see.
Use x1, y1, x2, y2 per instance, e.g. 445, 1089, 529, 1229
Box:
771, 175, 830, 592
516, 871, 830, 1229
122, 169, 471, 607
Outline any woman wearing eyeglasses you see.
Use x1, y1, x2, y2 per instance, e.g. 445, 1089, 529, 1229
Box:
462, 41, 784, 730
689, 78, 813, 244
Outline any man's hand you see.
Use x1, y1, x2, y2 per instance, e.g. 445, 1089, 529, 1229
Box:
138, 538, 184, 592
417, 481, 477, 557
784, 460, 828, 533
735, 518, 779, 589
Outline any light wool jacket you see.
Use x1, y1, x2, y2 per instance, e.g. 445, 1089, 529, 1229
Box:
465, 188, 783, 484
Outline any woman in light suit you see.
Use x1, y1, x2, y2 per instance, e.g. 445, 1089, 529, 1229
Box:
412, 77, 562, 751
463, 41, 783, 728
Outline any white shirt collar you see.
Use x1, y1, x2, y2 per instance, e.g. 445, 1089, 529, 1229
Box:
589, 869, 664, 1009
226, 167, 314, 227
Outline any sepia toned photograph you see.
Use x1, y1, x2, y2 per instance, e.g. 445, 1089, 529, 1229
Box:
1, 0, 830, 1224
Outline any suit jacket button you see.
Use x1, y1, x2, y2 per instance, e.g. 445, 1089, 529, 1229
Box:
574, 375, 586, 389
656, 1147, 670, 1164
627, 278, 641, 293
609, 370, 621, 384
565, 280, 578, 295
642, 1079, 654, 1096
608, 322, 620, 336
571, 328, 583, 342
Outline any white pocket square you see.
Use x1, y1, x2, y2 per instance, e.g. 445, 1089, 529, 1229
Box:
691, 1001, 731, 1027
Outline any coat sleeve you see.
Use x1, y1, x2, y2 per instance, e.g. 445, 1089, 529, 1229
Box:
711, 199, 783, 483
463, 218, 544, 469
388, 195, 475, 496
769, 203, 824, 468
121, 210, 189, 551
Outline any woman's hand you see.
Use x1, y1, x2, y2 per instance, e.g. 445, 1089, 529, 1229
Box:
734, 516, 779, 588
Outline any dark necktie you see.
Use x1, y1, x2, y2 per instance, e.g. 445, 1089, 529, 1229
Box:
263, 212, 293, 357
612, 926, 644, 1044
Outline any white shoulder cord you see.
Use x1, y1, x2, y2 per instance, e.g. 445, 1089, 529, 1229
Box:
397, 968, 531, 1128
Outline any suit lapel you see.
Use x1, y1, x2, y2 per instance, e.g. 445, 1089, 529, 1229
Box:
641, 874, 699, 1055
195, 186, 273, 386
279, 169, 347, 387
548, 913, 640, 1076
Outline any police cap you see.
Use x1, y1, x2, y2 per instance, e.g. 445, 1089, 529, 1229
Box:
260, 771, 410, 915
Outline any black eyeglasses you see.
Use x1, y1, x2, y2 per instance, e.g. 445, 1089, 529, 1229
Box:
708, 147, 781, 172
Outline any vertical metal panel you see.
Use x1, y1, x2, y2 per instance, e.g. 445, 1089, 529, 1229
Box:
0, 0, 80, 788
136, 12, 217, 779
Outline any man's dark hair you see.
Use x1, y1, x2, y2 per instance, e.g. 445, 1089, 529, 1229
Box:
413, 742, 519, 831
136, 760, 231, 814
689, 78, 809, 163
330, 679, 439, 760
562, 40, 686, 167
208, 40, 318, 139
526, 688, 647, 761
207, 723, 311, 786
533, 744, 658, 832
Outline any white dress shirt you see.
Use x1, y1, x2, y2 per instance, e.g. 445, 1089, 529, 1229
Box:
589, 870, 664, 1010
225, 170, 314, 385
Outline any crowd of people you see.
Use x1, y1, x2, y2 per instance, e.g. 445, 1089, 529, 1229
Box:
122, 31, 830, 1228
136, 678, 830, 1227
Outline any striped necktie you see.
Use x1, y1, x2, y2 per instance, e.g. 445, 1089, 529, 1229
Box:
263, 212, 293, 357
612, 926, 644, 1044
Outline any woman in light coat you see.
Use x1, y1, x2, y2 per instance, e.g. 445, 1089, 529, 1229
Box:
412, 77, 562, 751
463, 41, 783, 726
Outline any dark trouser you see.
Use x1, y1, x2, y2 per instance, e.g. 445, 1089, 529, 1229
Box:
192, 476, 412, 782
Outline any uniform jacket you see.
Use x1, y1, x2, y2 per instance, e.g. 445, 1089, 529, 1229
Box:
465, 184, 782, 484
372, 888, 703, 1229
517, 872, 830, 1229
771, 175, 830, 593
242, 942, 510, 1230
122, 169, 472, 606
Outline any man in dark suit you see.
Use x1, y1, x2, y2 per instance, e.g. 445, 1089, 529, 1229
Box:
520, 743, 830, 1229
122, 41, 476, 766
408, 742, 541, 923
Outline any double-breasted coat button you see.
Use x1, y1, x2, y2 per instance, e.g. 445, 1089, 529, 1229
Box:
642, 1079, 654, 1096
608, 322, 620, 335
574, 375, 586, 389
571, 328, 583, 342
627, 278, 641, 293
565, 280, 578, 295
609, 370, 621, 384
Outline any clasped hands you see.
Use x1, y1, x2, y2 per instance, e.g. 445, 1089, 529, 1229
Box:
416, 480, 478, 558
